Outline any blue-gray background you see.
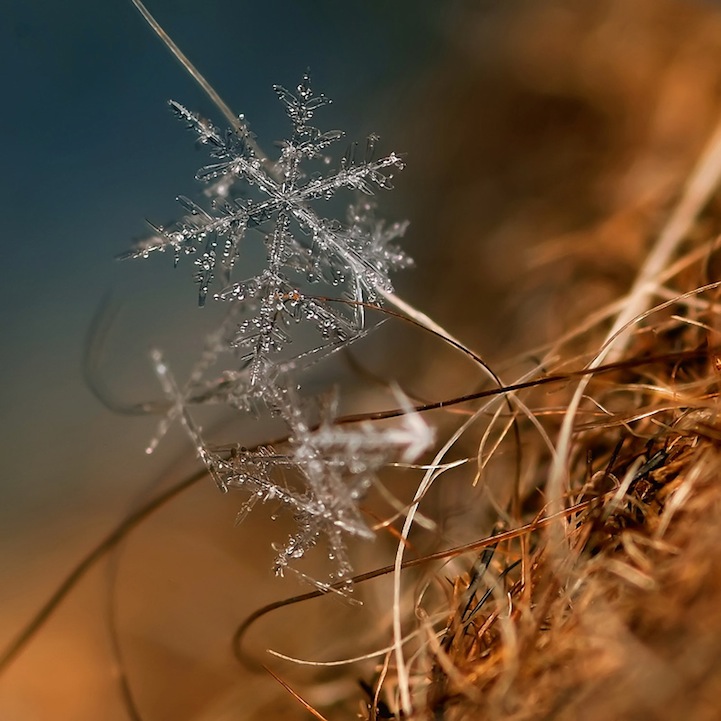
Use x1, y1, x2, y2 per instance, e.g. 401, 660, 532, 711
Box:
0, 2, 453, 716
1, 0, 447, 536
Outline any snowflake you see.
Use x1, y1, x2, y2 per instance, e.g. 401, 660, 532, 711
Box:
124, 74, 406, 386
124, 75, 429, 590
150, 351, 432, 590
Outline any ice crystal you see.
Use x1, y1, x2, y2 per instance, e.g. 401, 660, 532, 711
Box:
125, 75, 429, 590
150, 351, 432, 588
124, 75, 405, 379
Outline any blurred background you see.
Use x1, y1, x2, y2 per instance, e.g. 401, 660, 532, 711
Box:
5, 0, 721, 719
0, 1, 454, 719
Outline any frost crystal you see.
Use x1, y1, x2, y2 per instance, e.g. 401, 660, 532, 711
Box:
125, 75, 429, 590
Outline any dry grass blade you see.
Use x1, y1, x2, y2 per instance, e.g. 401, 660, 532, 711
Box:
548, 109, 721, 519
130, 0, 264, 153
262, 665, 331, 721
